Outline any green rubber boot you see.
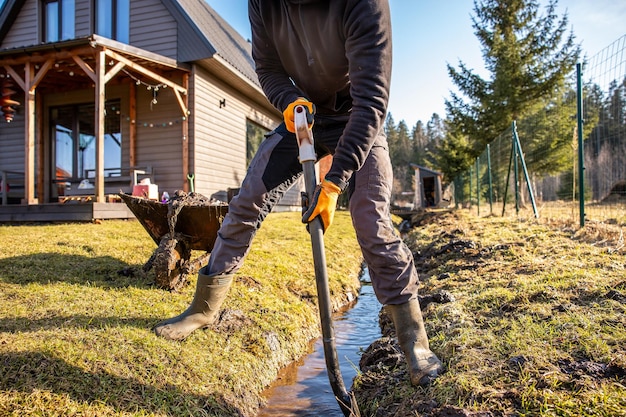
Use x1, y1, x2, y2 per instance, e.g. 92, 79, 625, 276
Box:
387, 299, 443, 386
153, 269, 233, 341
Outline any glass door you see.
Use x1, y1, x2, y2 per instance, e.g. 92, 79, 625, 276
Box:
50, 100, 121, 198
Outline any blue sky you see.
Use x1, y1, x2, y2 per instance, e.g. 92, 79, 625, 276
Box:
206, 0, 626, 128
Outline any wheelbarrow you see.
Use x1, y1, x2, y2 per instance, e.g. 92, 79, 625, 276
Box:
120, 191, 228, 291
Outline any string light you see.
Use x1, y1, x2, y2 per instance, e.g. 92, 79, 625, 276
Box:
121, 114, 187, 128
121, 68, 168, 109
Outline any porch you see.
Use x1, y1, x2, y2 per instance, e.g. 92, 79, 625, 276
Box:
0, 200, 134, 222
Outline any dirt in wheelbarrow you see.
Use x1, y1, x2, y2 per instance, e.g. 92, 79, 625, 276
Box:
126, 190, 229, 292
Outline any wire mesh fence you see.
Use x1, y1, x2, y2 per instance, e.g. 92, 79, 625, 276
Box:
451, 35, 626, 227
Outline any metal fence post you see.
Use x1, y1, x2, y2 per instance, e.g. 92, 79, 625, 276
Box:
487, 144, 493, 215
576, 62, 585, 227
476, 157, 480, 216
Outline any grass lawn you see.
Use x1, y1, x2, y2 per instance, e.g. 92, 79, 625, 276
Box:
0, 211, 363, 417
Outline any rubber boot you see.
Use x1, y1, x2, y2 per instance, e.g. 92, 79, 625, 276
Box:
387, 299, 443, 386
153, 269, 233, 341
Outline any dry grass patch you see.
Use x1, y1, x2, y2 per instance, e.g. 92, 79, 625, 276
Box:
354, 209, 625, 417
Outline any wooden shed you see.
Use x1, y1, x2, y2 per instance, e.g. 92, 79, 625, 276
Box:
0, 0, 303, 222
411, 163, 443, 209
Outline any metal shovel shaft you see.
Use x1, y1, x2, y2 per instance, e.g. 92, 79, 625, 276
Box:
295, 106, 354, 416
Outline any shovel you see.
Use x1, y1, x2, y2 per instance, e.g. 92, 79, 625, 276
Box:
294, 105, 359, 416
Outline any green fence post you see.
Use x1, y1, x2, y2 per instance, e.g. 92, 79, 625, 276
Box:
576, 63, 585, 227
512, 121, 539, 219
502, 130, 514, 217
513, 126, 520, 215
476, 157, 480, 216
487, 144, 493, 215
469, 166, 473, 209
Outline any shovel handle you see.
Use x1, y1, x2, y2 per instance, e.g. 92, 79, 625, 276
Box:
294, 105, 354, 416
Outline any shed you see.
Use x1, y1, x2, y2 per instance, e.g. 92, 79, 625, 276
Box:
410, 163, 443, 208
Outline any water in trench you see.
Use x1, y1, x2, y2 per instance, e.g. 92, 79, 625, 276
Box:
258, 269, 382, 416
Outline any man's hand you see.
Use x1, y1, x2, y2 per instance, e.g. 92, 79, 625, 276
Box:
283, 97, 315, 133
302, 179, 342, 232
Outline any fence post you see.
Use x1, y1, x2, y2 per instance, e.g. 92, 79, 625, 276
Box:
487, 144, 493, 215
513, 127, 520, 215
502, 129, 514, 216
576, 62, 585, 227
469, 166, 473, 209
512, 121, 539, 218
476, 157, 480, 216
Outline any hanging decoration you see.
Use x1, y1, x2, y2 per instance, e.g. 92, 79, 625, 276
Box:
1, 77, 20, 123
121, 68, 167, 110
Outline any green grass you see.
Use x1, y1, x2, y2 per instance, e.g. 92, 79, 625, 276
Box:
353, 209, 626, 417
0, 211, 363, 417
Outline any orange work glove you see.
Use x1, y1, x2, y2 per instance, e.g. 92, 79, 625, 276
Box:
302, 179, 342, 232
283, 97, 315, 133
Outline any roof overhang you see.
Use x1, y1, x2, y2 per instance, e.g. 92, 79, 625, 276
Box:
0, 35, 191, 94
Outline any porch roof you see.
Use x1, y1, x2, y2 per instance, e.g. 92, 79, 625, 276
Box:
0, 35, 190, 94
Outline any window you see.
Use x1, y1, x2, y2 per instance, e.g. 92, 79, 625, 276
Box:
52, 100, 122, 183
246, 120, 267, 167
43, 0, 75, 42
95, 0, 129, 43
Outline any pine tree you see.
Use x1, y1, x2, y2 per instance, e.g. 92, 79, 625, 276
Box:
446, 0, 581, 156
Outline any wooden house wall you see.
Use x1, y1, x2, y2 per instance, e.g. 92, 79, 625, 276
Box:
128, 0, 178, 58
1, 0, 178, 60
0, 113, 24, 173
75, 0, 90, 36
190, 66, 252, 201
133, 78, 186, 196
0, 0, 37, 48
190, 66, 303, 207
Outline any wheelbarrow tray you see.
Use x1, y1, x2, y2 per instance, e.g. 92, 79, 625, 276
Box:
120, 193, 228, 252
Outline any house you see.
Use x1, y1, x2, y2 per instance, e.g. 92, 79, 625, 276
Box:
0, 0, 304, 222
410, 163, 443, 208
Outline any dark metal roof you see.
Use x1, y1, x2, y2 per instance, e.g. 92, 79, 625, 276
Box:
410, 163, 443, 177
163, 0, 258, 87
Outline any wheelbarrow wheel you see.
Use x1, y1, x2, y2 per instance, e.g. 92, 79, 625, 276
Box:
150, 233, 192, 291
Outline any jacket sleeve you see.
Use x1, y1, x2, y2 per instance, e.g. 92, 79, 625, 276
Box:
248, 0, 302, 112
326, 0, 392, 190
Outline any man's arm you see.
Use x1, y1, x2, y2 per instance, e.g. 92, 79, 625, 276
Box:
325, 0, 392, 190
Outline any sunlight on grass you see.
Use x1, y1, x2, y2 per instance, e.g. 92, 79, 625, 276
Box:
0, 211, 363, 416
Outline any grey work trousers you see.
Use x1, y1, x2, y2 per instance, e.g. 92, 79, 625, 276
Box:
206, 116, 420, 305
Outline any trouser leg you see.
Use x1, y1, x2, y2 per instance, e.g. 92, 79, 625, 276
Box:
348, 135, 419, 306
207, 126, 303, 275
154, 127, 302, 340
348, 133, 442, 385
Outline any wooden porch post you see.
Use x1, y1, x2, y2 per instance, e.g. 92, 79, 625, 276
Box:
95, 50, 105, 203
182, 73, 189, 192
36, 92, 45, 202
24, 63, 36, 204
5, 60, 52, 204
129, 81, 136, 167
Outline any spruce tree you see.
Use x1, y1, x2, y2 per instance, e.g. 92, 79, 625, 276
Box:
445, 0, 581, 156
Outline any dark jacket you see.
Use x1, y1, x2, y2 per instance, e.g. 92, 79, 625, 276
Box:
248, 0, 392, 189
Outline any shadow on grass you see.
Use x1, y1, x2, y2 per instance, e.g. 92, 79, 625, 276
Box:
0, 253, 153, 288
0, 351, 245, 416
0, 315, 158, 333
